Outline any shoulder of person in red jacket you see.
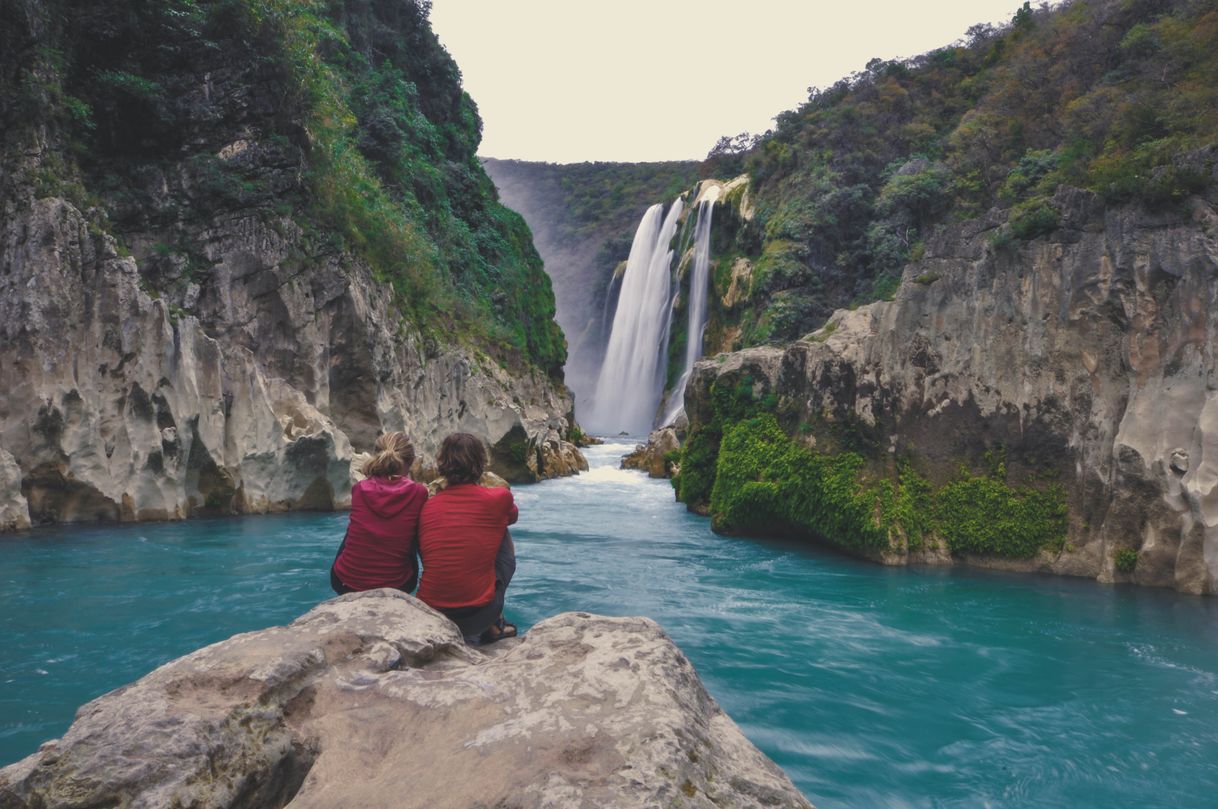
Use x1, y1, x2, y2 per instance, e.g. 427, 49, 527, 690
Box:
352, 476, 427, 518
488, 485, 518, 524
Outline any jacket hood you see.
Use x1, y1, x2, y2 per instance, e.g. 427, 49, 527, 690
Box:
358, 477, 423, 519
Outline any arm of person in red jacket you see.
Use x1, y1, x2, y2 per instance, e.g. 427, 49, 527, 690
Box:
502, 488, 518, 526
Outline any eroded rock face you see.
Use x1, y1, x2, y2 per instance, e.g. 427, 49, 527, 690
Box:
0, 591, 812, 809
686, 189, 1218, 594
0, 198, 583, 527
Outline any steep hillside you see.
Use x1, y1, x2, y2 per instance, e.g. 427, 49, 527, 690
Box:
706, 0, 1218, 348
0, 0, 583, 529
671, 0, 1218, 593
482, 158, 698, 404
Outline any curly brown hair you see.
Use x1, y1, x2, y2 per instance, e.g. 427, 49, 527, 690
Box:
436, 432, 487, 485
361, 431, 415, 479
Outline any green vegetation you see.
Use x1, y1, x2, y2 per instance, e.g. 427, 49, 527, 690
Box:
247, 0, 565, 371
991, 196, 1061, 248
8, 0, 566, 375
807, 321, 837, 342
482, 159, 699, 250
675, 379, 1067, 558
707, 0, 1218, 345
934, 470, 1067, 557
1114, 546, 1139, 574
505, 438, 531, 466
673, 373, 771, 505
672, 0, 1202, 562
244, 0, 441, 316
700, 415, 1066, 558
710, 415, 895, 550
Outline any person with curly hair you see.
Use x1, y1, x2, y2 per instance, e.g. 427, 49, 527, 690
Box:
417, 432, 519, 643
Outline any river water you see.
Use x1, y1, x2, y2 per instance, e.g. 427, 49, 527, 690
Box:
2, 441, 1217, 807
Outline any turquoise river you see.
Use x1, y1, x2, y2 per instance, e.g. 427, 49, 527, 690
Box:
2, 441, 1217, 807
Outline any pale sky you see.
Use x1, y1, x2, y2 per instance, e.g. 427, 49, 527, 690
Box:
428, 1, 1046, 163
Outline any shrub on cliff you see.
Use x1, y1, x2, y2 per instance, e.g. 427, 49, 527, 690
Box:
934, 472, 1067, 558
1114, 546, 1139, 574
709, 415, 892, 550
693, 414, 1067, 560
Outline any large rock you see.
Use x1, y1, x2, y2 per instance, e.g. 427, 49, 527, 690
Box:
0, 443, 31, 531
0, 591, 813, 809
622, 426, 682, 478
686, 189, 1218, 594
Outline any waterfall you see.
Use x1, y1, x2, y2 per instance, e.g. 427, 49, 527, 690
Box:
662, 192, 717, 427
586, 199, 685, 435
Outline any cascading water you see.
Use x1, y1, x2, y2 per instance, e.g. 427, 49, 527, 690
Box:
585, 199, 684, 435
662, 189, 718, 426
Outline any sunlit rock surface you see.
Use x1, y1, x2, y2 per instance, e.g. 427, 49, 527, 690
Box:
0, 591, 812, 809
623, 426, 681, 479
0, 444, 31, 531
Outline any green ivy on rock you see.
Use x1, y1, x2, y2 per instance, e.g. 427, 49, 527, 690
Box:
684, 412, 1067, 560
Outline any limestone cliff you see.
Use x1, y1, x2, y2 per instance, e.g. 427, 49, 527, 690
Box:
659, 0, 1218, 594
0, 0, 584, 528
0, 591, 813, 808
680, 185, 1218, 594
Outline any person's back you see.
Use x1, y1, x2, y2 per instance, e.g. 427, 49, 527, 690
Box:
418, 483, 516, 608
331, 431, 426, 594
417, 432, 519, 642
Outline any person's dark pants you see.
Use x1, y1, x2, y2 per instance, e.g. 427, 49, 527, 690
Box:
329, 532, 419, 596
436, 530, 517, 638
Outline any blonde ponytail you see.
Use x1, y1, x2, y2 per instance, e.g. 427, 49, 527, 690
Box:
361, 431, 415, 479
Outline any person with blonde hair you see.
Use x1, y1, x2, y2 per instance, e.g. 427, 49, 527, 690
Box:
330, 431, 428, 595
418, 432, 519, 643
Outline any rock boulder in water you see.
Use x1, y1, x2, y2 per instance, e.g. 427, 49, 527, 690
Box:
623, 426, 682, 479
0, 591, 812, 809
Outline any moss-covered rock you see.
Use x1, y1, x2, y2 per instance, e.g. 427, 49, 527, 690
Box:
704, 414, 1066, 560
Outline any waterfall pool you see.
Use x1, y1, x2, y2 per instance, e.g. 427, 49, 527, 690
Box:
2, 441, 1217, 807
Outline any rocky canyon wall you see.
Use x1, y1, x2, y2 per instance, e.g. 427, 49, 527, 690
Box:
680, 184, 1218, 594
0, 0, 584, 529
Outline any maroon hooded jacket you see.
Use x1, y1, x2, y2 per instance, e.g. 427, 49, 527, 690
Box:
332, 476, 428, 591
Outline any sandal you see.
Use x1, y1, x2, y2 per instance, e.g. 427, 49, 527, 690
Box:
479, 615, 518, 644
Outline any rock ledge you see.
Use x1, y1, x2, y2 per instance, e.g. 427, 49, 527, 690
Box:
0, 591, 812, 809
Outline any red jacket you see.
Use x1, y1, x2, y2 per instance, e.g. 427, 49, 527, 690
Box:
332, 477, 428, 590
418, 484, 518, 609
